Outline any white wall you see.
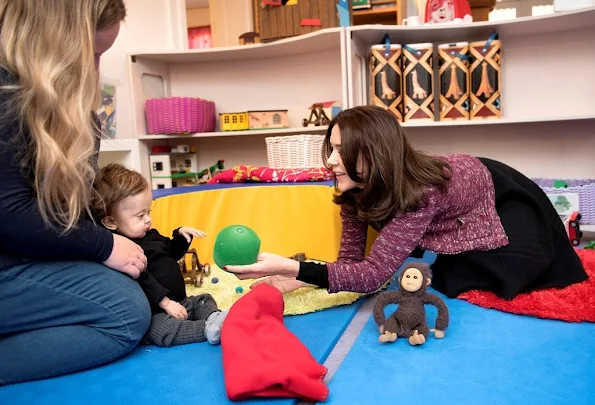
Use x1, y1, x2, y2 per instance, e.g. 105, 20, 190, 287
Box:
99, 0, 188, 140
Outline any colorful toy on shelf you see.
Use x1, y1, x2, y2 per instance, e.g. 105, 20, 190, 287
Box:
309, 101, 342, 122
220, 112, 249, 131
470, 33, 502, 120
220, 110, 289, 131
213, 225, 261, 271
255, 0, 341, 42
239, 31, 261, 45
424, 0, 473, 24
303, 103, 332, 126
196, 159, 225, 184
439, 42, 471, 121
149, 149, 200, 190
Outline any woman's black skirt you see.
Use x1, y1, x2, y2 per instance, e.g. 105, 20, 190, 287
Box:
430, 157, 588, 300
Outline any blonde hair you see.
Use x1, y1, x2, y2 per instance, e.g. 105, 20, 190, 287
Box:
90, 163, 149, 222
0, 0, 126, 232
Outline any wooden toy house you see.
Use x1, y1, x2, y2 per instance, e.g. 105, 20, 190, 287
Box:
220, 112, 249, 131
149, 148, 200, 189
220, 110, 289, 131
254, 0, 346, 42
248, 110, 288, 130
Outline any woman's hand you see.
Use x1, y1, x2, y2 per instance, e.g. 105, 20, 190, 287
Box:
225, 252, 299, 280
102, 233, 147, 279
250, 275, 315, 294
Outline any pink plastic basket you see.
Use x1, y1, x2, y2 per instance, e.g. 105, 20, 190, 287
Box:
145, 97, 216, 134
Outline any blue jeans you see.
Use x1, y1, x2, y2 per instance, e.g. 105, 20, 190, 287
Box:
0, 260, 151, 386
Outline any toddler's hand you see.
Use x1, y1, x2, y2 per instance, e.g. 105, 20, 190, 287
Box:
178, 226, 207, 242
160, 297, 188, 319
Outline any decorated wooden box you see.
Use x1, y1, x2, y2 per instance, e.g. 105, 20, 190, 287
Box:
248, 110, 289, 130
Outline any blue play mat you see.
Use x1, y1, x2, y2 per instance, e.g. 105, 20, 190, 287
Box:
325, 290, 595, 404
0, 302, 362, 405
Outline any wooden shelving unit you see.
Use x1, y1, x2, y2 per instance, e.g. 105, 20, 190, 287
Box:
122, 7, 595, 188
352, 0, 405, 25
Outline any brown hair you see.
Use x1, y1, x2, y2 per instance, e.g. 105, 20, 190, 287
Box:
91, 163, 149, 221
322, 105, 451, 223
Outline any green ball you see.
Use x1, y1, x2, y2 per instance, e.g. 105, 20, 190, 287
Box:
213, 225, 261, 270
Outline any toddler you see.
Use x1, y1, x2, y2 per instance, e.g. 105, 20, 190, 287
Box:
91, 164, 226, 347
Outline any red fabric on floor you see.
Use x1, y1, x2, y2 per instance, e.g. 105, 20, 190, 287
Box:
221, 283, 329, 402
458, 248, 595, 323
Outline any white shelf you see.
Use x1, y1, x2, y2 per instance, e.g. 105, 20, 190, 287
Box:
348, 7, 595, 44
400, 114, 595, 128
99, 138, 140, 152
98, 138, 141, 173
139, 125, 329, 140
130, 27, 343, 63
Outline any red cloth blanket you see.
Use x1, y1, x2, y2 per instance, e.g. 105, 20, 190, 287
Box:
459, 248, 595, 323
208, 165, 333, 184
221, 283, 329, 402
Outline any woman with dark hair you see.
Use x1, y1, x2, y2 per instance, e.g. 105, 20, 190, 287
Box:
226, 105, 587, 300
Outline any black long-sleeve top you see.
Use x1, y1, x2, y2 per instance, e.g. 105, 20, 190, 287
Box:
128, 228, 191, 312
0, 68, 114, 270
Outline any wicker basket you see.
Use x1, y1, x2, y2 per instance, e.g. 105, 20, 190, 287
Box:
532, 177, 595, 224
144, 96, 216, 135
265, 134, 325, 169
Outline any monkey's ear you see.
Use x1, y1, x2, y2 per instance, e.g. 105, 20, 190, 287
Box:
426, 277, 431, 286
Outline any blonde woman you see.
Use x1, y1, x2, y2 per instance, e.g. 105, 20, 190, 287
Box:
0, 0, 151, 385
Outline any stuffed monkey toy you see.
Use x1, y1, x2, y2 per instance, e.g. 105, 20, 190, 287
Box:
373, 262, 449, 345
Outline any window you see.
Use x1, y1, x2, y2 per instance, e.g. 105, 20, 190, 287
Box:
224, 116, 230, 124
232, 115, 237, 124
273, 113, 281, 124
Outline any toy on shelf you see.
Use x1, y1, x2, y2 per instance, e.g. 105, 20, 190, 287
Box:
403, 43, 435, 122
220, 112, 249, 131
303, 103, 331, 126
196, 159, 225, 184
370, 43, 404, 121
149, 149, 200, 190
438, 42, 471, 121
239, 31, 261, 45
248, 110, 289, 130
373, 262, 449, 345
220, 110, 289, 131
424, 0, 473, 24
470, 33, 502, 120
255, 0, 341, 42
178, 248, 210, 287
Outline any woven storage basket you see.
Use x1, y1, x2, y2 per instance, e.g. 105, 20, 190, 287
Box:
265, 134, 325, 169
145, 96, 216, 134
532, 178, 595, 224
